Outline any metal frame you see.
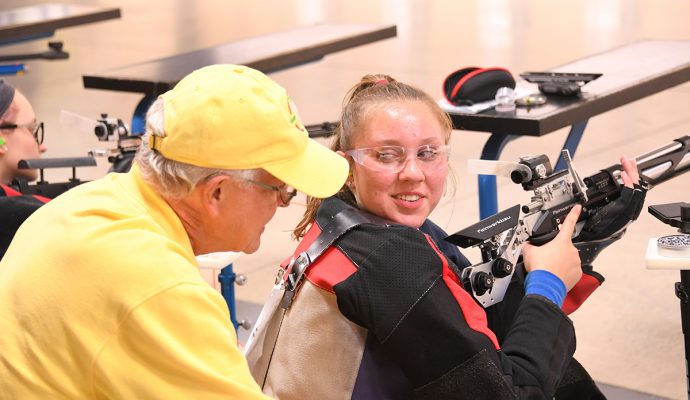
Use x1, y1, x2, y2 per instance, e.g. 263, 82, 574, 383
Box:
478, 120, 588, 219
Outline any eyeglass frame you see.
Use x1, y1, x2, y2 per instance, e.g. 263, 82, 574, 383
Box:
244, 179, 297, 206
0, 120, 45, 144
344, 144, 450, 173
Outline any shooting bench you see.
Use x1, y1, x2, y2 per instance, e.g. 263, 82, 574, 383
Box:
447, 40, 690, 219
0, 3, 120, 43
82, 23, 397, 134
0, 3, 121, 74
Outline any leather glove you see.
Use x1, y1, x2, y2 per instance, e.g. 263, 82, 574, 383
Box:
573, 180, 648, 265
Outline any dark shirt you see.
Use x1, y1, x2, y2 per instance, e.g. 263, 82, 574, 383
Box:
0, 184, 47, 259
419, 219, 471, 270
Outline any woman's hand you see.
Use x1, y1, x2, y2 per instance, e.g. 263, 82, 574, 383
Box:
620, 156, 639, 188
522, 205, 583, 291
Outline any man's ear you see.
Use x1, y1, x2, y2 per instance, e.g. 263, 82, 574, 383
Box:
201, 175, 232, 217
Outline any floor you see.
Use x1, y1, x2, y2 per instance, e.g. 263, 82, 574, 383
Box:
3, 0, 689, 399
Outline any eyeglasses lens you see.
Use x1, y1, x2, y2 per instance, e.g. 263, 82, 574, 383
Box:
33, 122, 44, 144
347, 145, 449, 173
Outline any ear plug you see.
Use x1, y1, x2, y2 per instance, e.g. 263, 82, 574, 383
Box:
0, 137, 6, 147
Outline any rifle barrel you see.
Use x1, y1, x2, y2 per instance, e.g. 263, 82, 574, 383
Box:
636, 136, 690, 186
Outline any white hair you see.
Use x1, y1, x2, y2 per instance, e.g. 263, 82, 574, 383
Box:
135, 96, 258, 198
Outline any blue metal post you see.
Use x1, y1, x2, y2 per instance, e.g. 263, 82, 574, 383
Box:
554, 120, 589, 172
218, 264, 239, 330
131, 95, 155, 135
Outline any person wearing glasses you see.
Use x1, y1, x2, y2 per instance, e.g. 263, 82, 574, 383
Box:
249, 74, 641, 399
0, 80, 46, 185
0, 65, 348, 399
0, 79, 49, 259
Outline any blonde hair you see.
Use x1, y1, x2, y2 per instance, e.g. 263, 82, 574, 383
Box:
292, 74, 453, 239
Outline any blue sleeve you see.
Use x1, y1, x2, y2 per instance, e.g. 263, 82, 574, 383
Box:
524, 270, 566, 308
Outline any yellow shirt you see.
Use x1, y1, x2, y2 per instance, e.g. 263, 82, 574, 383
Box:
0, 166, 270, 399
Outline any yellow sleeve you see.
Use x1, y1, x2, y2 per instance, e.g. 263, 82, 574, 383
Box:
92, 282, 271, 399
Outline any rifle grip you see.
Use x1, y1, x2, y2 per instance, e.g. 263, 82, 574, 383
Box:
528, 231, 558, 246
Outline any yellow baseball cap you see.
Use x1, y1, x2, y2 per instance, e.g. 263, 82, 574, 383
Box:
150, 64, 348, 199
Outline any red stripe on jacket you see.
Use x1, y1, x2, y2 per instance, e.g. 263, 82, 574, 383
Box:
280, 223, 357, 295
0, 184, 50, 203
424, 234, 500, 350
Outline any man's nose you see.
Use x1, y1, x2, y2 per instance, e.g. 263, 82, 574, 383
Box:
277, 198, 289, 208
276, 192, 290, 208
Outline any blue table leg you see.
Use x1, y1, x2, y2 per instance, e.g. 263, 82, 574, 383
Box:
218, 264, 239, 331
478, 133, 517, 219
131, 95, 155, 135
554, 120, 588, 171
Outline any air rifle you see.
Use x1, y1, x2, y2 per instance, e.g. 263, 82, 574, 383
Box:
446, 136, 690, 307
10, 156, 96, 198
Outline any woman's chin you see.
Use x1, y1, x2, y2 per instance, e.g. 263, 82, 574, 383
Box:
388, 212, 427, 229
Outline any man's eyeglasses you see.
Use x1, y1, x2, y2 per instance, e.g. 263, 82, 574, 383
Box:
0, 121, 45, 144
345, 144, 449, 173
245, 179, 297, 206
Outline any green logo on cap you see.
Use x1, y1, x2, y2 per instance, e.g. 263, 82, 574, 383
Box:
287, 97, 305, 132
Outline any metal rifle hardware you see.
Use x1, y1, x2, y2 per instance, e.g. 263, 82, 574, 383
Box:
447, 136, 690, 307
10, 111, 139, 197
562, 149, 589, 203
11, 157, 97, 198
60, 110, 140, 173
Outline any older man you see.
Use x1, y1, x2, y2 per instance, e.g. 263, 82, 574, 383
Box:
0, 65, 348, 398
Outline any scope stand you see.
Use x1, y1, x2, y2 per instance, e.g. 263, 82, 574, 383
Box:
677, 270, 690, 399
648, 203, 690, 399
675, 223, 690, 400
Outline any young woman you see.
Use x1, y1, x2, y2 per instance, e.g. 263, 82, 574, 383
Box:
0, 80, 46, 185
248, 74, 641, 399
0, 80, 49, 258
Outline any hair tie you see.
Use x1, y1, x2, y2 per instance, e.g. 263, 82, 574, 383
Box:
374, 78, 388, 86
